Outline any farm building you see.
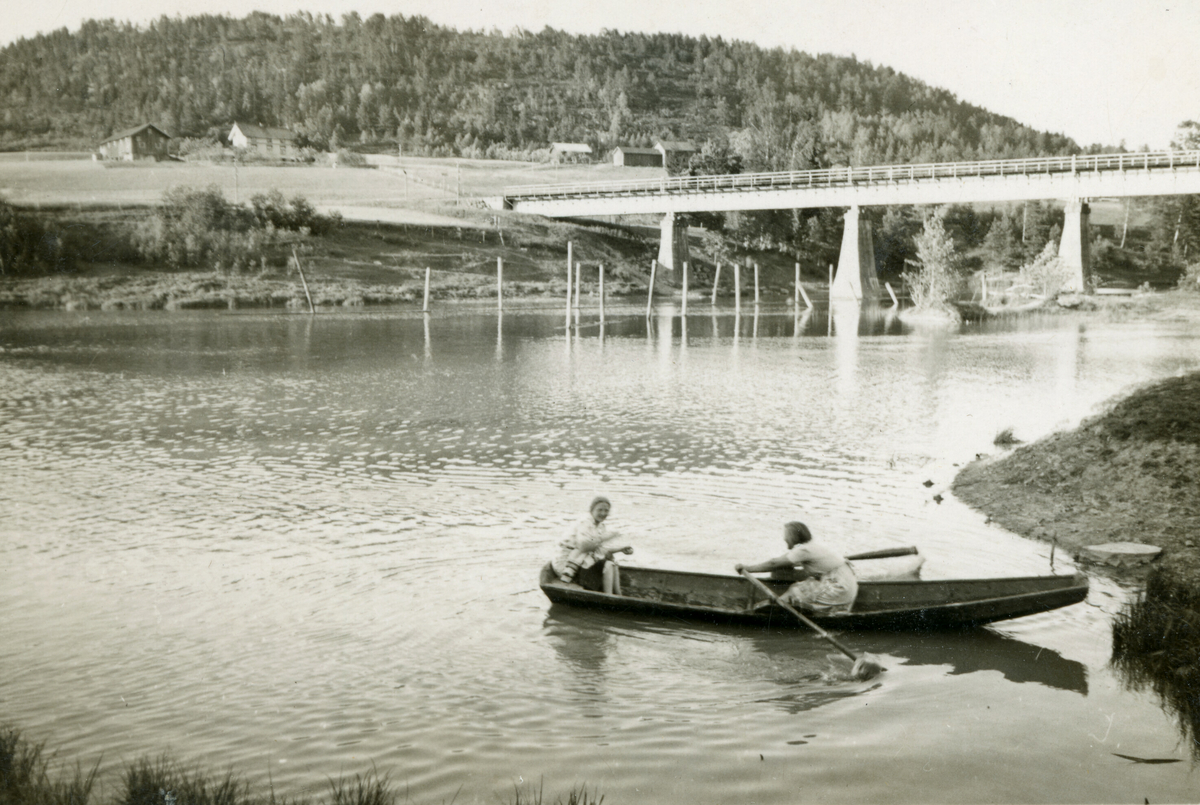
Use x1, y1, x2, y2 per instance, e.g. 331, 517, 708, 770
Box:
550, 143, 593, 163
612, 146, 662, 168
655, 140, 697, 161
229, 122, 299, 160
97, 123, 171, 161
655, 140, 697, 172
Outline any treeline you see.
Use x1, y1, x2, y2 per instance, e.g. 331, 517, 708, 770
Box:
1, 12, 1084, 163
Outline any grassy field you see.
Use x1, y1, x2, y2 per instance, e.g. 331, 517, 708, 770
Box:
0, 155, 667, 215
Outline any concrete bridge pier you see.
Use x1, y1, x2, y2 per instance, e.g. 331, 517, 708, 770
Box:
1058, 200, 1091, 293
656, 212, 690, 274
830, 205, 881, 302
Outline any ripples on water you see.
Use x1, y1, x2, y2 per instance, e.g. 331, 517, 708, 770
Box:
2, 306, 1199, 804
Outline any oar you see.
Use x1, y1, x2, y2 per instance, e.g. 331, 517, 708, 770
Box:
845, 546, 918, 561
738, 568, 886, 681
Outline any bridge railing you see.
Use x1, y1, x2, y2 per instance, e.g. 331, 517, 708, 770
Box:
504, 149, 1200, 200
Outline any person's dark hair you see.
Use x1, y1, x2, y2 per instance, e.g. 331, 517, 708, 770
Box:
784, 521, 812, 544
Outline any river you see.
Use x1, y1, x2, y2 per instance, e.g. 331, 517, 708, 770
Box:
2, 301, 1198, 804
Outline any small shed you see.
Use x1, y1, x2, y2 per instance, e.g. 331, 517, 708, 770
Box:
98, 123, 171, 161
229, 122, 299, 161
612, 146, 662, 168
550, 143, 593, 163
655, 139, 697, 172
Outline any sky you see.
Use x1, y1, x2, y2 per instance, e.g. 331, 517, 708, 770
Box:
3, 0, 1198, 151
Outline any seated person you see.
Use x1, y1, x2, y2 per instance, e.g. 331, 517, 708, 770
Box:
735, 521, 858, 613
552, 496, 633, 595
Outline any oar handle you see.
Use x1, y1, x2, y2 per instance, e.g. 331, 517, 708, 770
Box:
738, 568, 860, 662
845, 546, 918, 561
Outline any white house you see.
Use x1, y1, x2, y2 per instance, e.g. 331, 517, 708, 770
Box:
229, 122, 299, 161
550, 142, 593, 163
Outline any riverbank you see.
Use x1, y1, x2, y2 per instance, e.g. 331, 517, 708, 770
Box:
953, 354, 1200, 755
953, 362, 1200, 579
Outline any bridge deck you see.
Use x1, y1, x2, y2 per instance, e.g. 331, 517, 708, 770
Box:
505, 150, 1200, 202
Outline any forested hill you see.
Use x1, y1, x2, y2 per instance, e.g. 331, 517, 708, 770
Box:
1, 12, 1083, 163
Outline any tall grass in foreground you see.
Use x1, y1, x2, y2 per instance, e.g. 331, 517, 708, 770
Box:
1111, 566, 1200, 759
0, 727, 98, 805
0, 728, 605, 805
510, 779, 603, 805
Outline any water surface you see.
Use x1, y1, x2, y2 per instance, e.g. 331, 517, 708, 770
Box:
2, 302, 1197, 803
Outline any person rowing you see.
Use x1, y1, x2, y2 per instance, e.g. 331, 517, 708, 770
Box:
552, 496, 633, 595
735, 521, 858, 613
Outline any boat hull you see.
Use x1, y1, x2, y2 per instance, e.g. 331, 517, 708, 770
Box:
539, 564, 1089, 631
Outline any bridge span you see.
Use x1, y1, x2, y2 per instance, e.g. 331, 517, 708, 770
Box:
496, 150, 1200, 300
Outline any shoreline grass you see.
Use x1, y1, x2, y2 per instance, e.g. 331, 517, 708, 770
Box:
1111, 565, 1200, 759
0, 727, 603, 805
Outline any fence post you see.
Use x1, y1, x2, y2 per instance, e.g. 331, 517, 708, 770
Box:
565, 257, 573, 327
734, 263, 741, 315
646, 260, 657, 317
681, 261, 688, 316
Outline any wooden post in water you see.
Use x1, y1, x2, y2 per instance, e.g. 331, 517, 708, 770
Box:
423, 267, 431, 312
795, 263, 801, 309
885, 282, 899, 307
574, 262, 582, 310
566, 241, 573, 324
292, 247, 315, 314
734, 263, 741, 315
565, 254, 573, 327
828, 263, 834, 291
497, 257, 503, 311
599, 264, 606, 321
681, 261, 688, 316
711, 262, 721, 305
646, 260, 657, 317
754, 263, 760, 305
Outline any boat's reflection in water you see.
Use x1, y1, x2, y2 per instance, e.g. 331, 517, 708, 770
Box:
543, 604, 1087, 715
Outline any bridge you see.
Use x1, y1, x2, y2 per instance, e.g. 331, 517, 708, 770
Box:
495, 150, 1200, 300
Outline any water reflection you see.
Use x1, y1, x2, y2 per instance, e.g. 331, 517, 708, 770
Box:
543, 606, 614, 710
871, 630, 1088, 694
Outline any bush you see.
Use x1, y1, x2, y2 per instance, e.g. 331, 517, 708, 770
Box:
1177, 261, 1200, 292
333, 149, 367, 168
134, 187, 334, 271
1019, 240, 1073, 297
0, 200, 76, 276
249, 191, 337, 236
133, 186, 273, 272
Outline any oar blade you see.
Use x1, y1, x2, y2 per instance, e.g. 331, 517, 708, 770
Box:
850, 654, 886, 681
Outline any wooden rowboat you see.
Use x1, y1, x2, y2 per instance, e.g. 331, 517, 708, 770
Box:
539, 564, 1089, 631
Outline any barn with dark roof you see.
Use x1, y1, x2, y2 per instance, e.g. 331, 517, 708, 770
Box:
98, 124, 171, 161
